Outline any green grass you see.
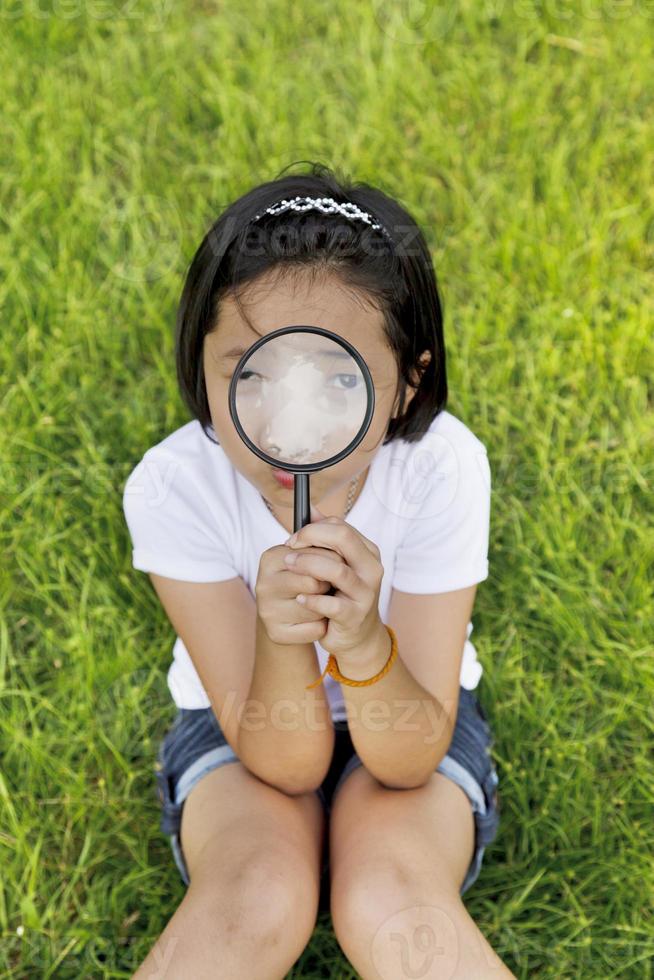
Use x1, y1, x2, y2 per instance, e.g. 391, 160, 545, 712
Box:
1, 1, 653, 976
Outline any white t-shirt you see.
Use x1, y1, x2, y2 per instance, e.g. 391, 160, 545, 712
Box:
122, 410, 491, 723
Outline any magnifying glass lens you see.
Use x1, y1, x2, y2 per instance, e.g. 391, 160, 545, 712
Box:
234, 331, 368, 466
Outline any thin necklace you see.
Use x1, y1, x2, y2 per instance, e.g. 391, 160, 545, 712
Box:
262, 473, 360, 521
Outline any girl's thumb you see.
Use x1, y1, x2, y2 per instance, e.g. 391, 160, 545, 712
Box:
310, 504, 327, 522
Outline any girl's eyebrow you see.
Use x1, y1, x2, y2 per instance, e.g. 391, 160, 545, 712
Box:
221, 346, 249, 359
220, 346, 354, 361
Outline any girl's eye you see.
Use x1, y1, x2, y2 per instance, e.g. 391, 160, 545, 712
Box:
239, 371, 361, 392
331, 374, 361, 391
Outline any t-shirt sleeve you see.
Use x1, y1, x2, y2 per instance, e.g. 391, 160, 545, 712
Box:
391, 444, 491, 594
122, 449, 240, 583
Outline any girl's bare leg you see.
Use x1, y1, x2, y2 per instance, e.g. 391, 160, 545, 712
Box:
132, 761, 326, 979
329, 766, 516, 979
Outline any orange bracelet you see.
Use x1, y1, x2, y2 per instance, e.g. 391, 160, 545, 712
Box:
306, 624, 398, 689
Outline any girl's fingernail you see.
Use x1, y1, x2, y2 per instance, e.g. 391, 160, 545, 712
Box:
285, 553, 297, 565
296, 594, 306, 604
288, 533, 298, 545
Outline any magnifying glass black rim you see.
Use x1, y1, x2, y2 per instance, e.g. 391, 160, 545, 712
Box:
228, 324, 375, 474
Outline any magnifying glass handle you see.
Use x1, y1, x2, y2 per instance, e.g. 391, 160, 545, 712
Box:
293, 472, 311, 533
294, 472, 337, 597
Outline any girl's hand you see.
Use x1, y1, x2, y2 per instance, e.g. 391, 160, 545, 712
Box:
283, 506, 384, 659
255, 531, 347, 647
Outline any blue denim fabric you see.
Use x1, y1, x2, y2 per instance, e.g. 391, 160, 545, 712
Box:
154, 685, 500, 908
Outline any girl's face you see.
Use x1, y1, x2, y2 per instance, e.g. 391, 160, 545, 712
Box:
202, 268, 425, 511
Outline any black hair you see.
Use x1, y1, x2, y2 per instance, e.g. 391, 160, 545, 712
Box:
175, 161, 447, 446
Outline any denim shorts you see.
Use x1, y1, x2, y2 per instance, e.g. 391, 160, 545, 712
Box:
154, 686, 500, 910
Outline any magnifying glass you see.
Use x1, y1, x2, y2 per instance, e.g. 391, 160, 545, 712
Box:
228, 325, 375, 534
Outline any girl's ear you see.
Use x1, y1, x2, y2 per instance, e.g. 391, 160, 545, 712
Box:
391, 350, 432, 418
409, 349, 432, 388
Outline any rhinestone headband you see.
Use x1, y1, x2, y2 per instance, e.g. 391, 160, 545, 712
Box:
251, 195, 392, 241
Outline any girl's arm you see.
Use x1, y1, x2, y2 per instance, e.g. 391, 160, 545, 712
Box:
148, 572, 334, 795
236, 612, 335, 796
148, 573, 254, 754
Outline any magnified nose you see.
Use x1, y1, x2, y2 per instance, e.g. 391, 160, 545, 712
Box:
259, 411, 331, 464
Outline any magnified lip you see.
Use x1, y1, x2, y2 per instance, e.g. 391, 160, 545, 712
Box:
272, 468, 294, 487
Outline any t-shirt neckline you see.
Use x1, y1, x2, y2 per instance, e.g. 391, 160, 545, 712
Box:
250, 447, 382, 537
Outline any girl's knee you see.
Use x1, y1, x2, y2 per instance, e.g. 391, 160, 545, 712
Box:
331, 857, 411, 933
191, 843, 321, 935
331, 855, 464, 948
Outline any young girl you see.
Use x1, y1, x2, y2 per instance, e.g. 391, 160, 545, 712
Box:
123, 164, 514, 978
